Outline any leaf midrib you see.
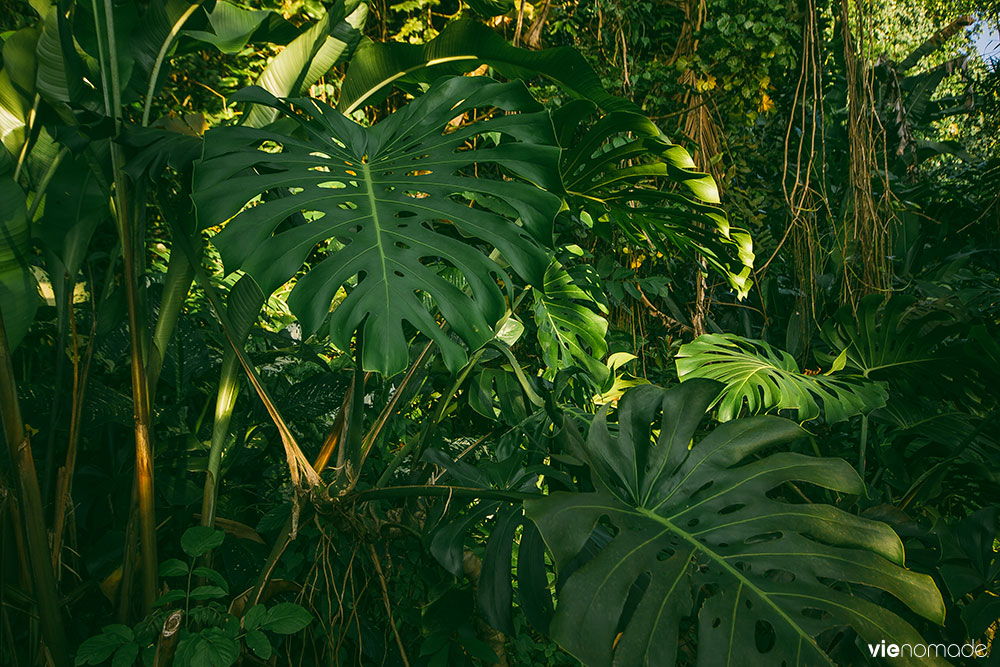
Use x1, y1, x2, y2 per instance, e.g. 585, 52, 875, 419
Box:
360, 159, 391, 318
636, 505, 833, 667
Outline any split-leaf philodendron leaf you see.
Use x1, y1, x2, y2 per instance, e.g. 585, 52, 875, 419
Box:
194, 76, 561, 375
525, 381, 946, 667
676, 333, 887, 422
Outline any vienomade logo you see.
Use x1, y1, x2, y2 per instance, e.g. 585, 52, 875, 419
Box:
867, 640, 990, 660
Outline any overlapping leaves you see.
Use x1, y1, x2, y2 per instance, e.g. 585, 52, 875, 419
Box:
194, 76, 561, 375
525, 381, 945, 667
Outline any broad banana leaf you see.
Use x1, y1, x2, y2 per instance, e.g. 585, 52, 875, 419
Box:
194, 76, 561, 375
525, 381, 946, 667
336, 19, 637, 115
0, 171, 38, 349
676, 333, 887, 422
243, 0, 367, 128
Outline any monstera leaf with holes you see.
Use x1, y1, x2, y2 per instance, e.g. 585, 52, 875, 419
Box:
676, 334, 887, 423
553, 103, 754, 298
817, 295, 975, 404
525, 381, 946, 667
194, 76, 562, 375
533, 259, 610, 383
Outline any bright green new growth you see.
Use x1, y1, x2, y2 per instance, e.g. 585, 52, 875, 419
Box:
676, 333, 888, 422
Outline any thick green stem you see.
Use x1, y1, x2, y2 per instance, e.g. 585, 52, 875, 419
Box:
0, 306, 70, 667
858, 414, 869, 479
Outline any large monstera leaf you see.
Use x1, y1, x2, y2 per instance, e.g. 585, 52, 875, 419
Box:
524, 381, 946, 667
554, 103, 754, 298
194, 76, 561, 375
676, 333, 887, 423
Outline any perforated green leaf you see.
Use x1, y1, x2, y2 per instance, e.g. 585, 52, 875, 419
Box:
555, 105, 754, 298
525, 382, 946, 667
676, 333, 887, 422
532, 259, 609, 382
194, 76, 561, 375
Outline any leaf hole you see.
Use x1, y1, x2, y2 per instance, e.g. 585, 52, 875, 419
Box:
317, 181, 347, 189
308, 165, 331, 173
754, 620, 776, 653
394, 211, 417, 218
718, 503, 745, 515
686, 518, 699, 528
406, 169, 433, 177
257, 140, 283, 153
744, 531, 782, 545
656, 548, 674, 561
404, 191, 430, 199
394, 241, 411, 250
763, 569, 796, 584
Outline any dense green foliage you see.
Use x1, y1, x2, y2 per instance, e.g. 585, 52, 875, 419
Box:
0, 0, 997, 666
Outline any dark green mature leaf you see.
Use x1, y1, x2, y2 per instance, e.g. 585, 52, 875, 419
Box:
244, 630, 272, 660
676, 334, 887, 422
532, 259, 609, 382
0, 171, 38, 349
159, 558, 189, 577
195, 76, 561, 375
555, 104, 753, 298
818, 295, 951, 388
464, 0, 515, 18
337, 19, 638, 115
174, 628, 239, 667
75, 627, 130, 665
181, 526, 225, 558
110, 643, 139, 667
243, 0, 367, 128
261, 603, 312, 634
525, 382, 946, 667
